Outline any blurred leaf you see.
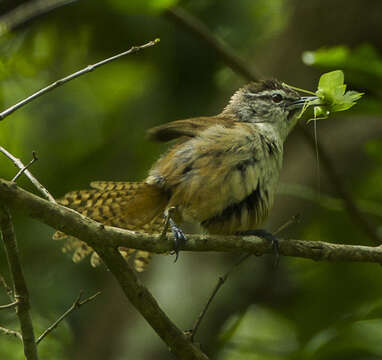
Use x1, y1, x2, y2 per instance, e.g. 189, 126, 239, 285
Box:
109, 0, 178, 13
217, 305, 298, 360
302, 44, 382, 80
301, 317, 382, 359
365, 139, 382, 163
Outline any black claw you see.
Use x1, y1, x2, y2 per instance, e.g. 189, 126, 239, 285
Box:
238, 229, 279, 267
169, 218, 187, 262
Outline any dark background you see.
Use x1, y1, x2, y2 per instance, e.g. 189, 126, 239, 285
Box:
1, 0, 382, 359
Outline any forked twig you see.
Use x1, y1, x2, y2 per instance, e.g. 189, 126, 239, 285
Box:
0, 146, 55, 203
36, 291, 101, 345
12, 151, 38, 182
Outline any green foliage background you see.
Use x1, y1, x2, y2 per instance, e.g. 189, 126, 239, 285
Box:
0, 0, 382, 359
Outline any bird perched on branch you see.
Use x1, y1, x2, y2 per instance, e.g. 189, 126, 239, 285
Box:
53, 79, 316, 271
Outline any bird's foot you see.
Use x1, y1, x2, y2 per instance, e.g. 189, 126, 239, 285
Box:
161, 207, 187, 262
237, 229, 279, 267
169, 218, 187, 262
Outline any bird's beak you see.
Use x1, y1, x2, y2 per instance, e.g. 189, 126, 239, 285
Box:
288, 96, 320, 110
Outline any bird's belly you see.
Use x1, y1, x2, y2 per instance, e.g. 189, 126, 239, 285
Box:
200, 182, 271, 234
186, 160, 280, 234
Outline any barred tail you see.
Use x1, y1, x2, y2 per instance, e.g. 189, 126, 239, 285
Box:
53, 181, 169, 271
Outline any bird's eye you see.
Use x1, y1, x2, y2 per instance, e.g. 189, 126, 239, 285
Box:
272, 93, 283, 103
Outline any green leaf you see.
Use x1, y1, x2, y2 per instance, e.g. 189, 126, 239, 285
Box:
309, 70, 363, 121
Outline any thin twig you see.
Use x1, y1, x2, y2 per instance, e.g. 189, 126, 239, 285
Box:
0, 325, 22, 341
0, 39, 160, 121
189, 253, 250, 342
12, 151, 38, 182
0, 205, 38, 360
0, 273, 13, 301
0, 300, 19, 310
36, 291, 101, 345
273, 214, 301, 235
0, 146, 55, 203
189, 215, 300, 342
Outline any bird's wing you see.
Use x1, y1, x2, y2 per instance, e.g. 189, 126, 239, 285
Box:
147, 115, 234, 142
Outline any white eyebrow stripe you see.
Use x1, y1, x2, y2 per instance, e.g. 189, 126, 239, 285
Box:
246, 90, 297, 101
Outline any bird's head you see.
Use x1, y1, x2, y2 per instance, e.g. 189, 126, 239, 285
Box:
223, 80, 317, 139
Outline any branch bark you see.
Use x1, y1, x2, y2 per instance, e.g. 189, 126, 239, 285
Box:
0, 204, 39, 360
0, 178, 382, 264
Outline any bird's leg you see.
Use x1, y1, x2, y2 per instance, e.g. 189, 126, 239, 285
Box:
237, 229, 279, 267
162, 207, 187, 262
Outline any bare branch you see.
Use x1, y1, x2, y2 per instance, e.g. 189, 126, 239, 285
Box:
1, 178, 382, 265
0, 205, 38, 360
2, 179, 382, 358
0, 39, 160, 121
0, 325, 22, 341
0, 146, 55, 203
0, 300, 19, 310
0, 179, 208, 359
36, 291, 101, 345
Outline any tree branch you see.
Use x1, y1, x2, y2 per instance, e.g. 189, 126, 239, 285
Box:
0, 178, 382, 264
0, 39, 160, 121
0, 204, 38, 360
36, 291, 100, 345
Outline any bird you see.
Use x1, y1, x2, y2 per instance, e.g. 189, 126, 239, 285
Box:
53, 79, 316, 271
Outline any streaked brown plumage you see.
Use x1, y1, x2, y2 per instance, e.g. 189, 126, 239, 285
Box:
54, 80, 314, 271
